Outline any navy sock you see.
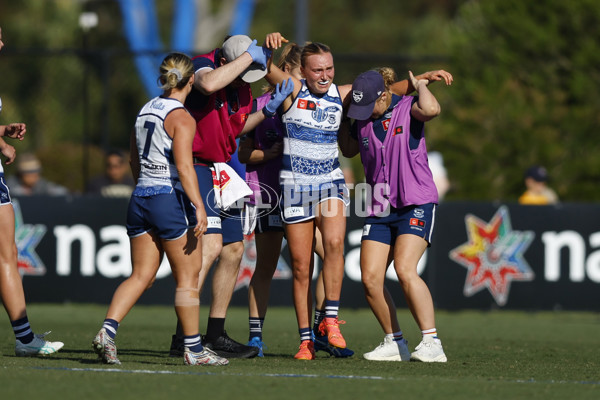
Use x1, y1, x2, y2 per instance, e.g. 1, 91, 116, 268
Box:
325, 300, 340, 319
299, 327, 312, 342
313, 309, 325, 335
102, 319, 119, 339
11, 316, 34, 344
249, 317, 264, 340
184, 335, 204, 353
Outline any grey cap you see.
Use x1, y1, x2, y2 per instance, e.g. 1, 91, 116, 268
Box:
222, 35, 267, 83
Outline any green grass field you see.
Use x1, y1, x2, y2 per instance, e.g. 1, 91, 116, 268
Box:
1, 304, 599, 400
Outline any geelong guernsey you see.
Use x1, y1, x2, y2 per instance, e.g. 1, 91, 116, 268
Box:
356, 95, 438, 216
280, 80, 344, 191
133, 96, 185, 196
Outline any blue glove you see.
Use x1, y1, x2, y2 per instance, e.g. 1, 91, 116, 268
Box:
245, 39, 271, 70
264, 78, 294, 117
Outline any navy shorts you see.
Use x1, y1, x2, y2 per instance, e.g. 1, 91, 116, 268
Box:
126, 189, 197, 240
280, 179, 350, 224
361, 203, 437, 246
0, 174, 11, 205
195, 164, 243, 244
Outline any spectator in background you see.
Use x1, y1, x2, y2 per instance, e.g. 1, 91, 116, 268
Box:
5, 153, 68, 196
86, 149, 135, 198
518, 165, 559, 205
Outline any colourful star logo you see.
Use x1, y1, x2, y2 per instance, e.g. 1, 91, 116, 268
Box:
449, 206, 534, 306
235, 233, 292, 291
13, 200, 47, 276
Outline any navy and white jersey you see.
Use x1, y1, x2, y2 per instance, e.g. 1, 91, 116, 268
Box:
280, 80, 345, 191
0, 95, 4, 174
133, 96, 186, 196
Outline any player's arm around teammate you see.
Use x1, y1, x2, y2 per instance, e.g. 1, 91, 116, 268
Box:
347, 67, 452, 363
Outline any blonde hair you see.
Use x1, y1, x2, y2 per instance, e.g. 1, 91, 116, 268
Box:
301, 42, 331, 67
279, 43, 302, 71
376, 67, 398, 92
158, 52, 194, 91
264, 42, 303, 93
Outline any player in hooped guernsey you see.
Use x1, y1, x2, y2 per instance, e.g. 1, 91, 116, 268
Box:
280, 80, 345, 190
263, 33, 452, 360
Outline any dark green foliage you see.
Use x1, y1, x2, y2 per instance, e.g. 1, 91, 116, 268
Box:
0, 0, 598, 200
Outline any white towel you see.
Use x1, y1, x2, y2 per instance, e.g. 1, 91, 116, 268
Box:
211, 162, 252, 211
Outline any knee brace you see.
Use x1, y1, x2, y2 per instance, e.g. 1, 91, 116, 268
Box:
174, 287, 200, 307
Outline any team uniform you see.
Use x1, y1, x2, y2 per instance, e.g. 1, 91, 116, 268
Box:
352, 94, 438, 245
280, 80, 349, 223
242, 92, 284, 234
126, 96, 196, 240
0, 161, 11, 206
185, 49, 252, 243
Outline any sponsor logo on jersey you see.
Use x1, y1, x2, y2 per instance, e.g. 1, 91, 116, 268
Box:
410, 218, 425, 228
297, 99, 317, 110
394, 126, 403, 135
382, 119, 391, 131
284, 206, 304, 219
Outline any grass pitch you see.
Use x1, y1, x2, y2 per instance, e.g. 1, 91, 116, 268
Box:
1, 304, 599, 400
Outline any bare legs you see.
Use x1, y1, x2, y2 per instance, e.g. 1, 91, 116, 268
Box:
0, 204, 27, 322
361, 234, 436, 333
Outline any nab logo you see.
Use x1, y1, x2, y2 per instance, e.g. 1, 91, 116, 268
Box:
409, 218, 425, 227
298, 99, 317, 111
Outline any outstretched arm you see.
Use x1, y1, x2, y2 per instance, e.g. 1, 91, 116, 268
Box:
240, 78, 295, 136
194, 40, 271, 95
391, 69, 453, 95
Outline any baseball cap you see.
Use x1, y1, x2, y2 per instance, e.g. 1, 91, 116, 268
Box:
524, 165, 549, 182
347, 70, 385, 120
222, 35, 267, 83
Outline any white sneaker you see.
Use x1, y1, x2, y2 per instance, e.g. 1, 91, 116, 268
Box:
15, 331, 64, 357
92, 328, 121, 364
363, 336, 411, 361
410, 335, 447, 362
184, 346, 229, 366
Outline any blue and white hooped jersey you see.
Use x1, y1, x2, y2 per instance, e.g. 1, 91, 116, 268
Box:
133, 96, 185, 196
280, 80, 345, 191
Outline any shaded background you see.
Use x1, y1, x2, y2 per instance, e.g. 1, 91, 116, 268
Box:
1, 0, 599, 201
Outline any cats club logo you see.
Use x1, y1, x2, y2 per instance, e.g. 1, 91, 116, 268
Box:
449, 206, 535, 306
